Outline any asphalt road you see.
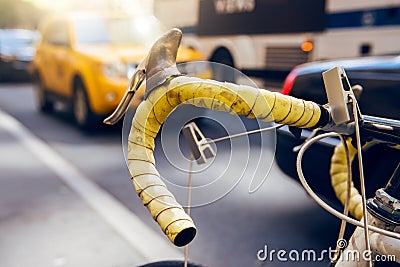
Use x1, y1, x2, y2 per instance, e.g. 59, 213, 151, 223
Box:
0, 82, 341, 267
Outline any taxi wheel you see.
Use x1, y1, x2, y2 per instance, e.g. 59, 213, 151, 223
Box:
72, 80, 96, 130
33, 73, 53, 113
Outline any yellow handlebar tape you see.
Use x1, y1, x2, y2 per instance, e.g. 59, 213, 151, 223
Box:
330, 139, 375, 220
128, 76, 325, 246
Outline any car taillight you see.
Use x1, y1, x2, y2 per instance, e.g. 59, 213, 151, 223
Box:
281, 69, 298, 95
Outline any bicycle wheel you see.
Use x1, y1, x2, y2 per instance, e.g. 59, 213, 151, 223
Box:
138, 260, 206, 267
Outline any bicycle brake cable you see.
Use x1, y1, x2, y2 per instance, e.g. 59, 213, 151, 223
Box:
201, 123, 283, 145
332, 135, 353, 263
350, 94, 372, 267
296, 132, 400, 239
184, 153, 194, 267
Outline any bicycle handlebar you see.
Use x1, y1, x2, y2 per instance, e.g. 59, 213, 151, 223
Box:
105, 28, 400, 247
102, 29, 337, 247
127, 74, 330, 246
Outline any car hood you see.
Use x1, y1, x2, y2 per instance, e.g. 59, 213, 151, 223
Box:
1, 45, 35, 61
295, 55, 400, 75
75, 44, 204, 64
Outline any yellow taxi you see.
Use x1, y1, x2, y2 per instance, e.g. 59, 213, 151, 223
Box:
31, 12, 206, 130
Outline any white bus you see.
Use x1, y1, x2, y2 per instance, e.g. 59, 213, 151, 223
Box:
154, 0, 400, 82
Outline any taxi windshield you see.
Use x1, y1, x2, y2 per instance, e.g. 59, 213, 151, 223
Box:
73, 16, 164, 46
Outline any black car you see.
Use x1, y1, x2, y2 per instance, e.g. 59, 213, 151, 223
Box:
275, 56, 400, 203
0, 29, 38, 81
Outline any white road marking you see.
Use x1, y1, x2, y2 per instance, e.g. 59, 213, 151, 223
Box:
0, 110, 182, 261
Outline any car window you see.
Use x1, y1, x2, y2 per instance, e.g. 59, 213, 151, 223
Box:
44, 20, 70, 47
73, 16, 164, 46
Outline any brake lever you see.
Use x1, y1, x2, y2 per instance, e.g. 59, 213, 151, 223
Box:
103, 64, 146, 125
103, 28, 184, 125
319, 66, 365, 136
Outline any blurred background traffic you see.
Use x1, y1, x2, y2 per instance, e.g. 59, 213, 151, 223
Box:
1, 0, 400, 266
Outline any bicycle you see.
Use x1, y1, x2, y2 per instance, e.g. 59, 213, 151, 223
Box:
104, 29, 400, 266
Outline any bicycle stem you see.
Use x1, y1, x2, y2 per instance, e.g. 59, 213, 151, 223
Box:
367, 163, 400, 227
361, 115, 400, 146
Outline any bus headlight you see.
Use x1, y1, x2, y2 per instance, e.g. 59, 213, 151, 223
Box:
301, 40, 313, 52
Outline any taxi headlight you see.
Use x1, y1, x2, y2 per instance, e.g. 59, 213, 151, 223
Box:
178, 61, 209, 76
